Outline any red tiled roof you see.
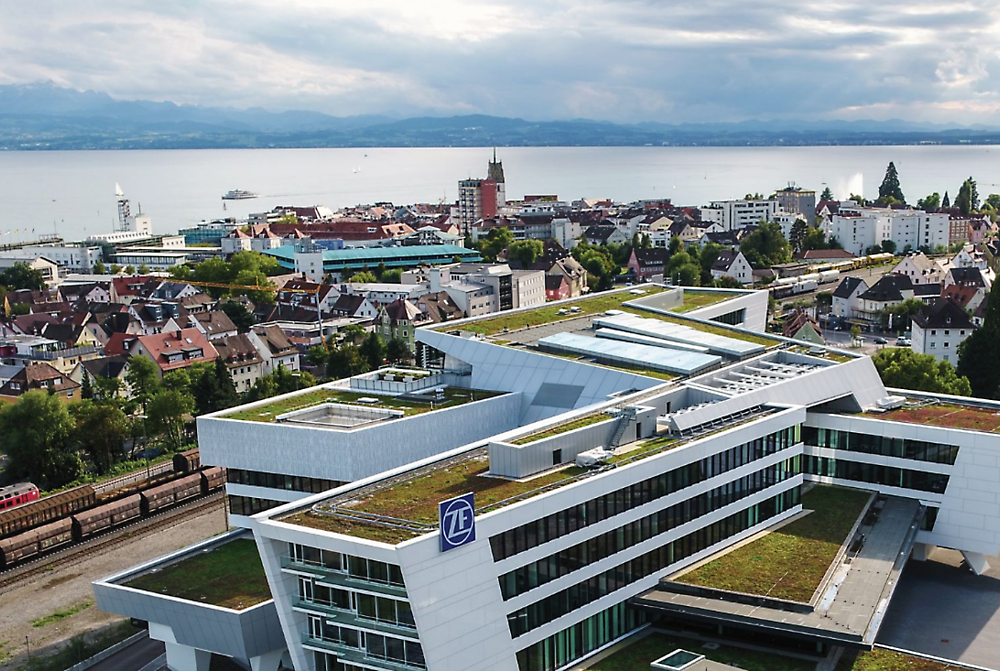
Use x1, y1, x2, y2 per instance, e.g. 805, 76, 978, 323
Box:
133, 328, 218, 373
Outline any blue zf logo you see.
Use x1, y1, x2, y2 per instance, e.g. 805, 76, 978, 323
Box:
439, 492, 476, 552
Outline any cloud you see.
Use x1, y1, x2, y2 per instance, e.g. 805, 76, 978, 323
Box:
0, 0, 998, 123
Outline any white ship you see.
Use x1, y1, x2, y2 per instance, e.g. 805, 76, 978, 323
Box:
222, 189, 259, 200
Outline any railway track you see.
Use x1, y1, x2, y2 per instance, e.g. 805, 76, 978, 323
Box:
0, 491, 224, 594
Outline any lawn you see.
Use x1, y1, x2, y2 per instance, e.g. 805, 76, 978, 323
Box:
125, 538, 271, 609
511, 413, 611, 445
674, 486, 871, 602
671, 290, 743, 313
286, 455, 588, 544
886, 403, 1000, 433
456, 287, 669, 335
583, 633, 955, 671
223, 386, 501, 423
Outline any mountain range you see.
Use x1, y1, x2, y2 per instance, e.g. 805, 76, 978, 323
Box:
3, 82, 1000, 150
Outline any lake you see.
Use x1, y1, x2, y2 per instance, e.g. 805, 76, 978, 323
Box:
1, 145, 998, 243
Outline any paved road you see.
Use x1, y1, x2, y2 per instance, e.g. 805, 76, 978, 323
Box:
877, 548, 1000, 670
87, 634, 164, 671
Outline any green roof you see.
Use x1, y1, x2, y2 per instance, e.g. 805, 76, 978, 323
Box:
265, 244, 479, 264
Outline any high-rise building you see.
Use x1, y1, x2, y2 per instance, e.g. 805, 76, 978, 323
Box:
457, 152, 506, 234
775, 185, 816, 219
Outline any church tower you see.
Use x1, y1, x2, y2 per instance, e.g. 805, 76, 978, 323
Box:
488, 148, 506, 207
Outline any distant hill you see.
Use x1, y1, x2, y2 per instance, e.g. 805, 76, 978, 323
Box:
3, 82, 1000, 150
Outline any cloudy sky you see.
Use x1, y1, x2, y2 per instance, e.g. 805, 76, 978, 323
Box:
2, 0, 1000, 124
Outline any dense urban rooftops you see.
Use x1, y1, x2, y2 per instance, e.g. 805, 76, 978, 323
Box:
221, 385, 504, 423
673, 486, 871, 602
874, 400, 1000, 433
281, 406, 773, 543
123, 538, 271, 610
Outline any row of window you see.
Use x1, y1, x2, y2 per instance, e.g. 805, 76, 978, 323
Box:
803, 427, 959, 465
710, 308, 746, 326
313, 651, 366, 671
804, 455, 950, 493
307, 617, 426, 669
515, 602, 646, 671
506, 488, 800, 638
490, 426, 801, 562
227, 495, 283, 517
289, 543, 406, 588
298, 579, 415, 629
227, 468, 344, 494
498, 460, 799, 600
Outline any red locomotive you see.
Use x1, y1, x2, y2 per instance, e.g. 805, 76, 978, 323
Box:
0, 483, 39, 511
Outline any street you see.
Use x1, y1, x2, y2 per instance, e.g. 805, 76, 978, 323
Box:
821, 328, 903, 357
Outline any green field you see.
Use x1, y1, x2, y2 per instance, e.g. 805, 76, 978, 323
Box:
675, 486, 870, 602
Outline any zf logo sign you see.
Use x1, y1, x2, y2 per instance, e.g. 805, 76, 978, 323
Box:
439, 492, 475, 552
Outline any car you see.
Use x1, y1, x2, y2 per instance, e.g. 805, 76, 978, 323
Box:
873, 336, 888, 345
896, 337, 911, 346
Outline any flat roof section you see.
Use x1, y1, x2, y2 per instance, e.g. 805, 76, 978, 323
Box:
593, 313, 766, 358
123, 538, 270, 610
635, 496, 924, 646
537, 332, 723, 376
875, 400, 1000, 434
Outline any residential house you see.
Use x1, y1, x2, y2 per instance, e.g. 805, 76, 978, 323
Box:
626, 248, 668, 281
375, 299, 430, 352
248, 325, 300, 374
710, 250, 754, 285
331, 294, 379, 320
61, 283, 111, 304
213, 334, 265, 394
854, 274, 914, 323
70, 355, 131, 397
545, 275, 572, 302
128, 302, 186, 335
129, 328, 219, 378
944, 266, 990, 291
190, 310, 238, 342
583, 225, 628, 246
414, 291, 463, 324
782, 310, 824, 345
941, 283, 986, 316
913, 283, 944, 305
110, 275, 155, 304
0, 362, 81, 399
891, 253, 943, 285
793, 249, 857, 264
912, 299, 976, 364
0, 256, 59, 284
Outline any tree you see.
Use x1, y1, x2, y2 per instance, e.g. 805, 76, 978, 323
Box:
955, 177, 979, 216
138, 263, 150, 274
958, 279, 1000, 398
125, 356, 160, 413
880, 239, 897, 254
110, 264, 122, 274
820, 186, 834, 201
0, 391, 82, 489
219, 301, 256, 333
698, 243, 723, 285
245, 365, 316, 402
73, 401, 130, 474
360, 332, 386, 370
848, 194, 868, 206
739, 221, 791, 268
386, 337, 412, 364
788, 219, 809, 253
348, 271, 378, 283
124, 265, 135, 275
850, 324, 861, 341
883, 298, 923, 331
480, 227, 515, 261
878, 161, 905, 203
10, 303, 30, 316
986, 194, 1000, 211
873, 349, 971, 396
508, 240, 544, 267
714, 275, 743, 289
675, 263, 700, 286
81, 372, 94, 400
93, 260, 106, 275
327, 343, 369, 379
801, 226, 828, 252
380, 269, 403, 284
306, 344, 330, 368
191, 359, 239, 415
0, 262, 45, 291
916, 193, 941, 212
147, 389, 193, 450
942, 191, 951, 208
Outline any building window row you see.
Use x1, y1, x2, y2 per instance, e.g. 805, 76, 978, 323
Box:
490, 426, 801, 562
802, 427, 959, 465
804, 455, 950, 493
227, 468, 344, 494
710, 308, 746, 326
506, 488, 800, 638
515, 601, 646, 671
308, 617, 426, 669
228, 494, 283, 516
498, 459, 799, 600
298, 578, 415, 630
289, 543, 406, 588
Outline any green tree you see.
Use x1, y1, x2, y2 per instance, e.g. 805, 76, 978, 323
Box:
73, 401, 130, 474
244, 365, 316, 401
306, 344, 330, 368
986, 194, 1000, 211
881, 239, 897, 254
0, 391, 82, 489
138, 263, 150, 274
386, 337, 411, 364
916, 193, 941, 212
801, 226, 828, 252
848, 194, 868, 206
820, 186, 834, 201
508, 239, 544, 267
883, 297, 923, 331
873, 349, 971, 396
124, 265, 135, 275
675, 263, 701, 286
788, 219, 809, 253
360, 332, 386, 370
110, 264, 123, 274
93, 260, 106, 275
190, 359, 239, 415
380, 269, 403, 284
10, 302, 30, 316
0, 262, 46, 291
147, 389, 194, 450
739, 221, 791, 268
480, 227, 515, 261
958, 279, 1000, 398
850, 324, 861, 341
698, 243, 723, 285
219, 301, 256, 333
326, 343, 369, 379
878, 161, 905, 203
125, 356, 160, 413
349, 271, 378, 283
955, 177, 979, 215
81, 371, 94, 400
714, 275, 743, 289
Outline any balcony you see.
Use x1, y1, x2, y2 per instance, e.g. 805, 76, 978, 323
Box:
292, 600, 418, 640
302, 635, 425, 670
280, 557, 407, 598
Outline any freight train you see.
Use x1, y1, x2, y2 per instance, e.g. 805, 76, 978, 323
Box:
0, 455, 221, 569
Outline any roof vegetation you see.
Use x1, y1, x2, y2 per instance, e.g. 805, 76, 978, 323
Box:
883, 402, 1000, 433
674, 486, 870, 602
510, 413, 611, 445
124, 538, 270, 610
671, 290, 744, 313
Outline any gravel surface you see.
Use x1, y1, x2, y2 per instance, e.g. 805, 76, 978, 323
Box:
0, 502, 227, 670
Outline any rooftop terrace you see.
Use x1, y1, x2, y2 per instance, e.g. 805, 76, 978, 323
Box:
280, 406, 774, 544
876, 401, 1000, 433
221, 385, 504, 423
123, 538, 270, 610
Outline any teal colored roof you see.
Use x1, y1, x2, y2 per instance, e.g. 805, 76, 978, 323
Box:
265, 245, 479, 266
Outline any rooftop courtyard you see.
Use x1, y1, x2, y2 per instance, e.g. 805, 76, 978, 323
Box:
123, 538, 271, 610
221, 386, 504, 423
878, 401, 1000, 434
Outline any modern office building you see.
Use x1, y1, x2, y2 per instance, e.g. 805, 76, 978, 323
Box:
96, 285, 1000, 671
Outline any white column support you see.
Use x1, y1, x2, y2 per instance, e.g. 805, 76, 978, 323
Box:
961, 550, 991, 576
250, 649, 285, 671
910, 543, 933, 562
164, 642, 212, 671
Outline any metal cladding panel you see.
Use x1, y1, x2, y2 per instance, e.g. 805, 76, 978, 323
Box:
593, 313, 765, 357
538, 332, 721, 375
